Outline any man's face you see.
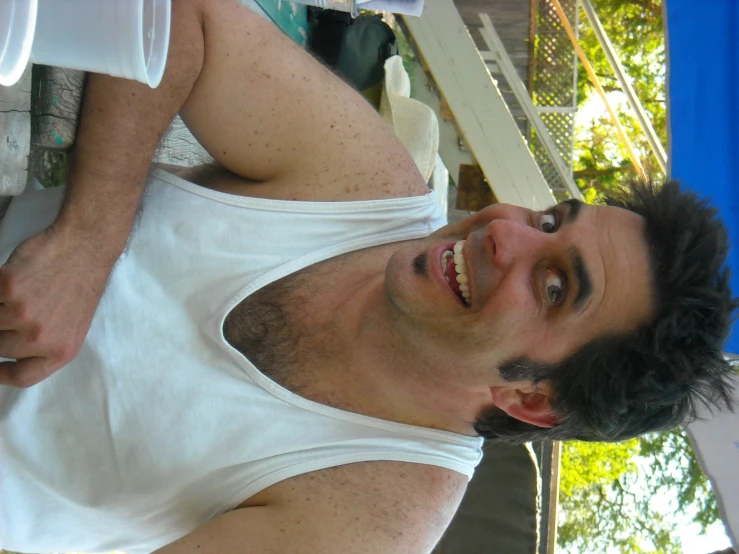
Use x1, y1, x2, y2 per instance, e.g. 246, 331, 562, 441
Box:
383, 200, 654, 375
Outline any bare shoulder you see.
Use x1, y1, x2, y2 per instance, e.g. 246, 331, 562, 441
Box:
175, 0, 429, 202
245, 461, 468, 547
155, 461, 468, 554
246, 459, 468, 507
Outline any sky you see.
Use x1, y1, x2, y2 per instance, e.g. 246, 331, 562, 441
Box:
680, 520, 732, 553
632, 450, 732, 553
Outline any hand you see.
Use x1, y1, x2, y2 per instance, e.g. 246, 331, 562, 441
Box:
0, 224, 113, 387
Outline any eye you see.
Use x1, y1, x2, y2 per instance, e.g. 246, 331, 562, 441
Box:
539, 213, 557, 233
545, 269, 566, 306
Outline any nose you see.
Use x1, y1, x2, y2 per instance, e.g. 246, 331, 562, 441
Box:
485, 218, 548, 269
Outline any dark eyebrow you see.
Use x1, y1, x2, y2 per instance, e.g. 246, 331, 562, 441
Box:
562, 198, 583, 224
558, 199, 592, 312
571, 249, 593, 312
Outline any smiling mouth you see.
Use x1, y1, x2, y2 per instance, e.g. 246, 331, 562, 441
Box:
440, 240, 470, 306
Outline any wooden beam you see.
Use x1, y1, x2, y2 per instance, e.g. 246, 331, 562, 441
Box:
154, 116, 214, 167
402, 57, 476, 187
527, 0, 538, 96
479, 14, 582, 200
402, 0, 556, 210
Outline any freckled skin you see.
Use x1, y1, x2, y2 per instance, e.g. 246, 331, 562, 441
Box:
29, 1, 540, 552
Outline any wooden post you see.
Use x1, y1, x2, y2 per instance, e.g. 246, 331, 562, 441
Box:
31, 66, 85, 150
27, 66, 86, 187
0, 64, 32, 195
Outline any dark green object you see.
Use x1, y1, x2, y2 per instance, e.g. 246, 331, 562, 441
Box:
336, 14, 397, 91
309, 10, 397, 105
434, 442, 540, 554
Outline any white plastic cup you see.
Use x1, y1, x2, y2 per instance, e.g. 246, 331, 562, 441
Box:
30, 0, 171, 88
0, 0, 38, 86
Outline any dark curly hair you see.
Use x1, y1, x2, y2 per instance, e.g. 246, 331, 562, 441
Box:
475, 180, 738, 443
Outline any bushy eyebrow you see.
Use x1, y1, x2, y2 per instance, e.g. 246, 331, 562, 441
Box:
571, 249, 593, 311
557, 199, 592, 312
562, 198, 583, 224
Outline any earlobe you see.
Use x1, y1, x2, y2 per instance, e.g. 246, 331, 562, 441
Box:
490, 384, 558, 428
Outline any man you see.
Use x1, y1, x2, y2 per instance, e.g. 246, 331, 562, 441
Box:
0, 0, 735, 552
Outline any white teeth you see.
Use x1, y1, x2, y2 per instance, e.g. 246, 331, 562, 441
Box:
440, 250, 454, 275
440, 240, 471, 306
452, 240, 470, 306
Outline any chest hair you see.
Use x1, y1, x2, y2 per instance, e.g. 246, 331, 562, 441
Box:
222, 263, 347, 404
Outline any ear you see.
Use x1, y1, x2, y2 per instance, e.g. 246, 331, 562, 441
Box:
490, 382, 558, 428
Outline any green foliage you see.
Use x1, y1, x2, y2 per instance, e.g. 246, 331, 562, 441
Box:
558, 428, 721, 554
559, 438, 640, 498
572, 0, 666, 197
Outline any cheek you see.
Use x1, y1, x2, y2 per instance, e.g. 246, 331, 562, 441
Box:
385, 247, 424, 302
475, 273, 540, 347
384, 247, 453, 330
481, 285, 575, 365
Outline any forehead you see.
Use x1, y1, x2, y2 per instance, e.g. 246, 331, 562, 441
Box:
528, 201, 655, 363
564, 202, 653, 339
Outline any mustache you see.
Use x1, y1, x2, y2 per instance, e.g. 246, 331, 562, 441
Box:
412, 252, 429, 278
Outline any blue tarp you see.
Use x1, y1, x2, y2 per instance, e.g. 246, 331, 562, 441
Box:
665, 0, 738, 353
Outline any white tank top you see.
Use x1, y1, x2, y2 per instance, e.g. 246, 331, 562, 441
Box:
0, 169, 483, 554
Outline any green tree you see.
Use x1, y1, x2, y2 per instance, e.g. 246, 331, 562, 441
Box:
557, 428, 722, 554
572, 0, 666, 197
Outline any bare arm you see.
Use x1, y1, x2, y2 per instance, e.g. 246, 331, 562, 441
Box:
0, 0, 206, 386
153, 462, 467, 554
57, 0, 206, 263
0, 0, 425, 387
177, 0, 424, 200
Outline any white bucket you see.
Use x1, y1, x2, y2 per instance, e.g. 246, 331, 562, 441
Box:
0, 0, 38, 86
30, 0, 171, 88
